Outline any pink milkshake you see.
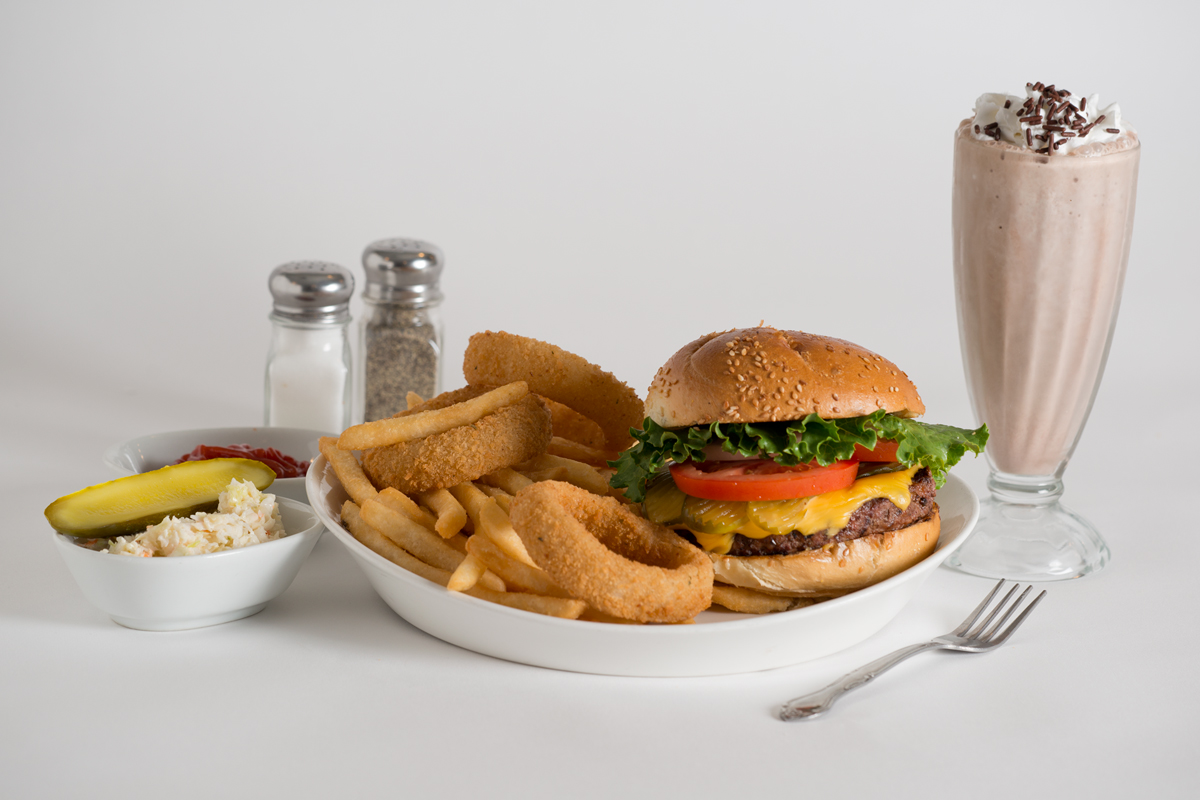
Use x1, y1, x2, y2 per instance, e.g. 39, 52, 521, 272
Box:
949, 82, 1139, 580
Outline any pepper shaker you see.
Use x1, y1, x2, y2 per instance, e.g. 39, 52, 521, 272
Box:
355, 238, 445, 423
264, 261, 354, 432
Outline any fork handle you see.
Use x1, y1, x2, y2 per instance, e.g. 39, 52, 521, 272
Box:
779, 642, 940, 721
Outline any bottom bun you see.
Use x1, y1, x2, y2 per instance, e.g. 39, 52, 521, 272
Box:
709, 505, 941, 598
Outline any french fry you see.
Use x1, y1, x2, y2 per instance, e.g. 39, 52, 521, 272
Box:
405, 391, 425, 410
377, 487, 439, 531
338, 381, 529, 450
344, 501, 579, 617
545, 436, 619, 468
473, 588, 585, 619
515, 453, 609, 495
447, 553, 488, 592
452, 482, 550, 570
416, 488, 468, 539
710, 584, 814, 614
442, 532, 470, 554
319, 436, 378, 505
479, 498, 538, 568
361, 497, 469, 574
478, 467, 533, 495
577, 607, 695, 624
466, 533, 570, 597
389, 485, 469, 551
448, 481, 490, 528
475, 483, 513, 513
341, 499, 361, 528
343, 500, 429, 573
577, 607, 639, 624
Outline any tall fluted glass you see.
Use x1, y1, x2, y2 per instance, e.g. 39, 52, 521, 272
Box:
947, 120, 1140, 581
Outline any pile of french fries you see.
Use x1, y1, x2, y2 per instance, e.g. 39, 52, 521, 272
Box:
319, 383, 628, 621
320, 379, 817, 620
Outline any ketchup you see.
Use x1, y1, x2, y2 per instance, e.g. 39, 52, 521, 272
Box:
173, 444, 310, 479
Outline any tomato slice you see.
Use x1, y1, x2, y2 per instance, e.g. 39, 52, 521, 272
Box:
852, 439, 900, 462
668, 459, 859, 501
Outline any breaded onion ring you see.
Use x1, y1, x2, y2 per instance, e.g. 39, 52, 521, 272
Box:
464, 331, 644, 451
361, 385, 552, 494
540, 396, 606, 450
509, 481, 713, 623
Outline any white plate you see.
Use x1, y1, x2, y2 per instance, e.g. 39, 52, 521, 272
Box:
307, 455, 978, 676
103, 426, 329, 504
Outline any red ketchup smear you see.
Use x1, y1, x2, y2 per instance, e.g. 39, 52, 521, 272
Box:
173, 444, 310, 479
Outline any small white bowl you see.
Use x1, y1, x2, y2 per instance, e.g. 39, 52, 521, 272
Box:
103, 427, 328, 503
53, 498, 325, 631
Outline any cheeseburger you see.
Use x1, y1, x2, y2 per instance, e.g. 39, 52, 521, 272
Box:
609, 327, 987, 598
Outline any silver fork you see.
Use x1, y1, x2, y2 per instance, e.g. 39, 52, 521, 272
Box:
779, 580, 1046, 721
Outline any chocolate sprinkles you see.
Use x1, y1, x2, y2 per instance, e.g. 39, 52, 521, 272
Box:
986, 83, 1122, 154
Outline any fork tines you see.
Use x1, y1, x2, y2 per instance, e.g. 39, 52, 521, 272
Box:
958, 580, 1047, 646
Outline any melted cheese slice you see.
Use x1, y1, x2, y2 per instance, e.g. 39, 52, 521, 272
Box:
689, 467, 919, 555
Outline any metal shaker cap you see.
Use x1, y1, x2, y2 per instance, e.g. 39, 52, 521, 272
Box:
268, 261, 354, 324
362, 238, 444, 305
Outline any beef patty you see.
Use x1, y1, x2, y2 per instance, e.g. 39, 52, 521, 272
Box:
678, 468, 936, 557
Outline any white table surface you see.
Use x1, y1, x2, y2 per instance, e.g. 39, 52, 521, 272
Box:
3, 2, 1197, 798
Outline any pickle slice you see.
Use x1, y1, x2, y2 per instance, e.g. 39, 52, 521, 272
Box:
682, 496, 748, 535
45, 458, 277, 538
854, 462, 909, 479
746, 498, 811, 536
643, 472, 686, 525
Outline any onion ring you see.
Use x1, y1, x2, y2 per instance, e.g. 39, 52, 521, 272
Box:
509, 481, 713, 623
361, 385, 552, 494
464, 331, 644, 451
540, 396, 607, 450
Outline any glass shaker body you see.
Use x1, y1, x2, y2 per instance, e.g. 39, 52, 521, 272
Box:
264, 260, 355, 434
265, 316, 352, 432
357, 300, 443, 423
355, 238, 446, 423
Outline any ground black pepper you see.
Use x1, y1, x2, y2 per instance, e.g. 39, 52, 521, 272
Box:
362, 306, 440, 421
357, 237, 445, 424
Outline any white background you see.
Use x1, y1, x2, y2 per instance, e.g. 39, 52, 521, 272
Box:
2, 2, 1197, 798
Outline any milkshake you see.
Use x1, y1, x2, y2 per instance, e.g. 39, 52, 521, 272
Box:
949, 82, 1139, 580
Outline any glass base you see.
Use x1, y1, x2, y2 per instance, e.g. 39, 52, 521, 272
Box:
945, 497, 1110, 582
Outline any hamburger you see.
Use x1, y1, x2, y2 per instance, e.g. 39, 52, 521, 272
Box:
609, 327, 988, 599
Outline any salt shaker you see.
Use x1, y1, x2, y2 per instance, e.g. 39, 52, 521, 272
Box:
265, 261, 354, 433
356, 238, 444, 422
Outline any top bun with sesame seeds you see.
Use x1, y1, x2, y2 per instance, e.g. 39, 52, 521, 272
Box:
644, 327, 925, 429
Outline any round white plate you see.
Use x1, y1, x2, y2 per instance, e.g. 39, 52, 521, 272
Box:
307, 456, 978, 676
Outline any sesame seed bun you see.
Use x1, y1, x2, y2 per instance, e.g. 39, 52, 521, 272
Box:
645, 326, 925, 428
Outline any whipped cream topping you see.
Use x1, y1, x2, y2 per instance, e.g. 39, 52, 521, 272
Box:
971, 81, 1131, 155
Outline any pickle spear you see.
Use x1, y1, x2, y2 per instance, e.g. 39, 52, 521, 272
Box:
45, 458, 276, 538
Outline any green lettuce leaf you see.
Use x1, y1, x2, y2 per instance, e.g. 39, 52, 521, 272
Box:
608, 411, 988, 502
